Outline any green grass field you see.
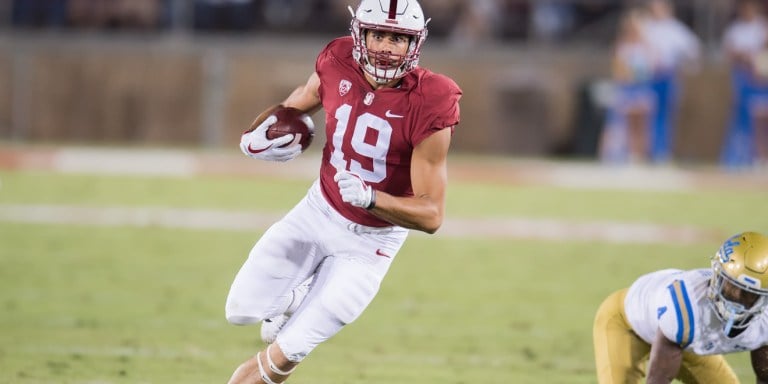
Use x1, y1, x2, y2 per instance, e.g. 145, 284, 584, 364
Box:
0, 165, 766, 383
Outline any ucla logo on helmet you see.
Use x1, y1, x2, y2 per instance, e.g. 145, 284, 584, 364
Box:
718, 236, 741, 262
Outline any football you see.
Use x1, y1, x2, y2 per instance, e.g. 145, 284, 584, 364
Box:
266, 106, 315, 151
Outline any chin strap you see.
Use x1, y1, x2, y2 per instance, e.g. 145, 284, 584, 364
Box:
723, 312, 736, 335
722, 301, 747, 335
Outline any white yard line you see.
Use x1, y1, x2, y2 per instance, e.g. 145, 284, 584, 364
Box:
0, 146, 756, 245
0, 204, 724, 245
2, 146, 767, 191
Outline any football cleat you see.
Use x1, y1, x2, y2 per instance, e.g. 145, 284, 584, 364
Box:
259, 277, 314, 344
260, 314, 289, 344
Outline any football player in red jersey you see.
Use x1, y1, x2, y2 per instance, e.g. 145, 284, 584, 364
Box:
225, 0, 462, 383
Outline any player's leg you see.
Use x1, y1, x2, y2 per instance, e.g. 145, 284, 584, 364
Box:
229, 246, 400, 384
279, 254, 387, 353
676, 352, 738, 384
722, 69, 753, 168
650, 73, 675, 163
593, 288, 650, 384
260, 275, 314, 344
757, 117, 768, 167
599, 106, 629, 164
627, 105, 649, 163
225, 228, 318, 325
262, 227, 408, 378
225, 196, 322, 326
751, 94, 768, 167
226, 194, 330, 384
229, 178, 409, 383
227, 343, 297, 384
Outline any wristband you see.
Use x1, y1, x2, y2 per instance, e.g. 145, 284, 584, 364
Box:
366, 189, 376, 210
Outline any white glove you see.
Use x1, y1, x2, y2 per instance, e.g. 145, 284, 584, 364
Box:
334, 171, 376, 209
240, 115, 302, 162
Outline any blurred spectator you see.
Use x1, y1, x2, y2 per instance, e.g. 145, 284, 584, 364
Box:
599, 8, 657, 164
305, 0, 357, 34
67, 0, 108, 28
0, 1, 8, 26
641, 0, 701, 163
262, 0, 316, 30
582, 1, 624, 42
68, 0, 166, 30
531, 1, 574, 43
112, 0, 165, 30
498, 0, 531, 41
721, 0, 768, 170
418, 0, 461, 39
193, 0, 257, 32
12, 0, 68, 28
448, 0, 502, 47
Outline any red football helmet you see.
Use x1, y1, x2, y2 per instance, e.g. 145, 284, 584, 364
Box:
349, 0, 429, 84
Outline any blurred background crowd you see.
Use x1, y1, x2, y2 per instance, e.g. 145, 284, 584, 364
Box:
1, 0, 768, 172
1, 0, 708, 44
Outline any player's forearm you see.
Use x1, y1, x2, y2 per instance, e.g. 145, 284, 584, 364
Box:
368, 191, 443, 234
645, 373, 674, 384
646, 342, 683, 384
282, 73, 322, 115
646, 361, 679, 384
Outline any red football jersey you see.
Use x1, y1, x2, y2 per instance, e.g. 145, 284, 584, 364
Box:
316, 37, 462, 227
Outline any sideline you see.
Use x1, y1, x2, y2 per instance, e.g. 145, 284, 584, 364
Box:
1, 145, 767, 191
0, 204, 724, 245
0, 145, 752, 245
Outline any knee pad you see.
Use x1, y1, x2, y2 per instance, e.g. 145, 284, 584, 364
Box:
225, 296, 272, 325
225, 303, 266, 325
276, 261, 382, 361
319, 272, 379, 325
225, 314, 262, 326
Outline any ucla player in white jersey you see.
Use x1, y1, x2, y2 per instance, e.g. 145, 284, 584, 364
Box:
593, 232, 768, 383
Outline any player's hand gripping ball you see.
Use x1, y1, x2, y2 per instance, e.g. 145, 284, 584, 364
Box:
266, 107, 315, 151
240, 106, 315, 162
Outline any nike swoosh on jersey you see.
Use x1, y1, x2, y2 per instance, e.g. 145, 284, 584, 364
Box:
385, 110, 404, 118
375, 249, 391, 258
247, 143, 271, 154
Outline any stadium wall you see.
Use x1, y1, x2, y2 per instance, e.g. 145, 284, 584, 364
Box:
0, 35, 732, 162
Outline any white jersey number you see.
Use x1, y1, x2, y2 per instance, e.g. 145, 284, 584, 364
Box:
330, 104, 392, 183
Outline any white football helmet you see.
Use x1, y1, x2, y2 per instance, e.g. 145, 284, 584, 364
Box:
349, 0, 429, 84
708, 232, 768, 334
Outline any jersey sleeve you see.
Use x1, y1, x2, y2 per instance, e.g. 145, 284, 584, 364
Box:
657, 279, 696, 348
410, 73, 462, 147
315, 37, 353, 102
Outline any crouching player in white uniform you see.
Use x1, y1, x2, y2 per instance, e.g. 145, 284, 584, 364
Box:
223, 0, 462, 383
593, 232, 768, 383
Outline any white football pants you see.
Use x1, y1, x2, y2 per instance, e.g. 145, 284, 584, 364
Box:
225, 180, 409, 362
